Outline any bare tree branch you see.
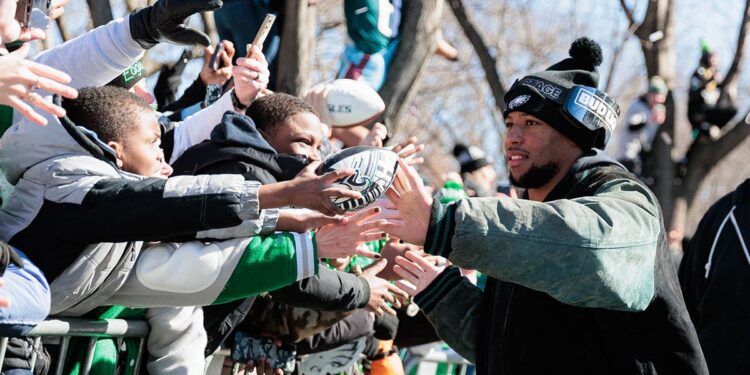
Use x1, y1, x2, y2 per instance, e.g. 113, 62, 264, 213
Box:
718, 0, 750, 103
676, 0, 750, 210
276, 0, 317, 95
379, 0, 444, 134
317, 20, 344, 36
705, 112, 750, 168
603, 22, 639, 93
618, 0, 638, 29
55, 16, 74, 42
87, 0, 113, 28
638, 0, 678, 230
448, 0, 507, 111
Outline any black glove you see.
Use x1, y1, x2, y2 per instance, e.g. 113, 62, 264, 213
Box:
129, 0, 223, 49
0, 241, 24, 277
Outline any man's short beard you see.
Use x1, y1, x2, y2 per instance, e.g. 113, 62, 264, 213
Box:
509, 161, 560, 189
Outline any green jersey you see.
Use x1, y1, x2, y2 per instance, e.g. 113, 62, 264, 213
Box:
344, 0, 401, 54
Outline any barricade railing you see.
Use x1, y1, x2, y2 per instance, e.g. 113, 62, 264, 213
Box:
0, 317, 150, 375
402, 342, 472, 375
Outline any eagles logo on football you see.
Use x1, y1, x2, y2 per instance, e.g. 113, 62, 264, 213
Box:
320, 146, 399, 212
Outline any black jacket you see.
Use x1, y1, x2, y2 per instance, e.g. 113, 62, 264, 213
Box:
0, 99, 269, 316
680, 179, 750, 375
417, 150, 707, 375
171, 112, 308, 182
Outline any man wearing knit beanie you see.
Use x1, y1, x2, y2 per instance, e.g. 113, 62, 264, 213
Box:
378, 37, 708, 374
607, 75, 668, 177
452, 144, 496, 197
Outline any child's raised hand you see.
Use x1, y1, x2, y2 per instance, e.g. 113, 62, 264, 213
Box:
315, 206, 385, 260
233, 45, 269, 107
276, 209, 347, 233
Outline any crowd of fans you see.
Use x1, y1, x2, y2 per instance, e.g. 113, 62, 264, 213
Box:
0, 1, 748, 375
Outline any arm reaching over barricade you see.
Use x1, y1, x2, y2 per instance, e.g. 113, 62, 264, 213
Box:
316, 206, 386, 260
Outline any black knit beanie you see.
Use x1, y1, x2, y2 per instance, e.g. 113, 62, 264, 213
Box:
454, 144, 490, 174
503, 37, 607, 150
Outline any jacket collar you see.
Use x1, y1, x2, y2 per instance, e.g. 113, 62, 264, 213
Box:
542, 149, 626, 202
55, 95, 120, 169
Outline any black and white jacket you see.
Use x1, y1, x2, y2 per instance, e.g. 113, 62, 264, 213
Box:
0, 18, 298, 316
680, 179, 750, 375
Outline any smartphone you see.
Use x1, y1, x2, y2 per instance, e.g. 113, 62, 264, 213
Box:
208, 41, 225, 72
247, 14, 277, 57
14, 0, 51, 29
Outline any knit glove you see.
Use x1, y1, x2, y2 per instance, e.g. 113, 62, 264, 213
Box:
129, 0, 222, 49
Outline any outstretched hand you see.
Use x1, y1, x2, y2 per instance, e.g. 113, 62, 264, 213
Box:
276, 209, 347, 233
360, 122, 388, 147
361, 260, 409, 316
287, 161, 363, 216
200, 40, 235, 85
0, 0, 47, 46
393, 250, 447, 296
376, 239, 420, 280
390, 136, 425, 165
233, 45, 270, 107
129, 0, 222, 49
316, 206, 385, 259
0, 44, 78, 125
378, 159, 432, 245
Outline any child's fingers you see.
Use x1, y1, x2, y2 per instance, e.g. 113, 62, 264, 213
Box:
395, 280, 418, 296
393, 264, 419, 285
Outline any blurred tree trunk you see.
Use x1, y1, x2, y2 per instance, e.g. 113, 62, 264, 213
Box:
622, 0, 750, 251
448, 0, 506, 112
627, 0, 679, 230
276, 0, 317, 96
54, 16, 73, 42
718, 0, 750, 105
87, 0, 114, 28
379, 0, 445, 134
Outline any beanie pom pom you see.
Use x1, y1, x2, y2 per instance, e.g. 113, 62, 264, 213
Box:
569, 37, 603, 69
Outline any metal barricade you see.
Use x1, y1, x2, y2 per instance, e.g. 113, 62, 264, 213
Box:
0, 317, 150, 375
402, 342, 472, 375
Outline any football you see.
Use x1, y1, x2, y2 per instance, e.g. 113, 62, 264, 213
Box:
318, 146, 400, 212
315, 79, 386, 127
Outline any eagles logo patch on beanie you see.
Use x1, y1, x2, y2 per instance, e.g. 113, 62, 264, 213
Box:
508, 95, 530, 110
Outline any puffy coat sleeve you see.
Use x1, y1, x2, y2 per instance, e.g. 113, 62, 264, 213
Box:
15, 156, 270, 243
413, 267, 481, 363
33, 17, 144, 89
269, 266, 370, 311
426, 178, 660, 312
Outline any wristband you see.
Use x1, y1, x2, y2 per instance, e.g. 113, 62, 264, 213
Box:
231, 89, 248, 111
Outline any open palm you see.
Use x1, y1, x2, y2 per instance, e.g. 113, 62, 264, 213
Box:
378, 159, 433, 245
